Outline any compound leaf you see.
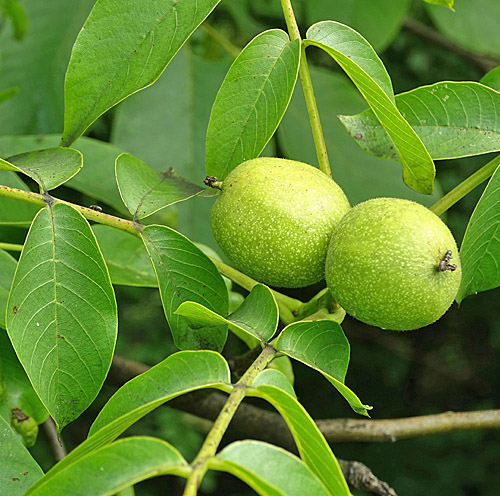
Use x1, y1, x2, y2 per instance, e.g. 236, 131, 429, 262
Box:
305, 21, 435, 194
276, 320, 371, 416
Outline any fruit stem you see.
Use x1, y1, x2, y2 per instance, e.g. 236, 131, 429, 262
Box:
280, 0, 332, 178
183, 344, 277, 495
430, 153, 500, 216
211, 258, 301, 324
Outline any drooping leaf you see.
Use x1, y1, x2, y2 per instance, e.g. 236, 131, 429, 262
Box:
0, 332, 48, 423
0, 249, 17, 328
110, 45, 232, 250
0, 172, 42, 226
27, 351, 229, 492
61, 0, 222, 146
249, 385, 351, 496
277, 67, 443, 206
276, 320, 371, 416
205, 29, 300, 180
0, 0, 96, 135
0, 135, 127, 214
6, 203, 117, 430
175, 283, 278, 346
115, 153, 207, 220
0, 414, 43, 496
92, 225, 157, 288
142, 225, 228, 351
1, 148, 82, 191
304, 0, 410, 52
305, 21, 435, 194
340, 82, 500, 160
26, 437, 188, 496
424, 0, 454, 11
427, 0, 500, 58
210, 441, 331, 496
457, 164, 500, 302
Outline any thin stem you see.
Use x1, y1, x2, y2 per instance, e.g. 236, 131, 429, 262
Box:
212, 258, 301, 324
0, 184, 141, 236
430, 154, 500, 216
0, 242, 23, 252
42, 417, 67, 462
183, 345, 277, 495
280, 0, 332, 177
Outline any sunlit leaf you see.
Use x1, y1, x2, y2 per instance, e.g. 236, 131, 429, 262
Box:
6, 203, 117, 430
0, 414, 43, 496
205, 29, 300, 179
457, 164, 500, 302
62, 0, 222, 146
276, 320, 371, 416
251, 369, 295, 398
115, 153, 206, 220
142, 225, 228, 351
305, 21, 435, 194
26, 437, 188, 496
1, 148, 82, 191
340, 82, 500, 160
210, 441, 331, 496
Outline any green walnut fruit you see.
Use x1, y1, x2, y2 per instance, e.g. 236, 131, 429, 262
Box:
210, 157, 350, 288
325, 198, 461, 331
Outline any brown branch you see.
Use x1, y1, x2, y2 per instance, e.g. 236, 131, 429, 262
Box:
402, 18, 499, 73
42, 417, 66, 462
317, 409, 500, 442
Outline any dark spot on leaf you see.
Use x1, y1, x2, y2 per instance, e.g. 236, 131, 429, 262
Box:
23, 472, 28, 476
12, 478, 20, 482
355, 133, 363, 139
13, 306, 18, 314
57, 335, 65, 340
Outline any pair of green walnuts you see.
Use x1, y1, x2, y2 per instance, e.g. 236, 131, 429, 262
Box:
210, 158, 461, 331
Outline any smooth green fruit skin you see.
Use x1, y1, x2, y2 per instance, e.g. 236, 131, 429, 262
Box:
211, 158, 350, 288
325, 198, 462, 331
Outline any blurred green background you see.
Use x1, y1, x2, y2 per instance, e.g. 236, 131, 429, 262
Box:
1, 0, 499, 494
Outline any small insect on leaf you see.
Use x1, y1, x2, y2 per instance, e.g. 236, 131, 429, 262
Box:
12, 306, 18, 314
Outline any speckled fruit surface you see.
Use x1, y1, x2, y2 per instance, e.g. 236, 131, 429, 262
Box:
210, 157, 350, 288
325, 198, 462, 331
